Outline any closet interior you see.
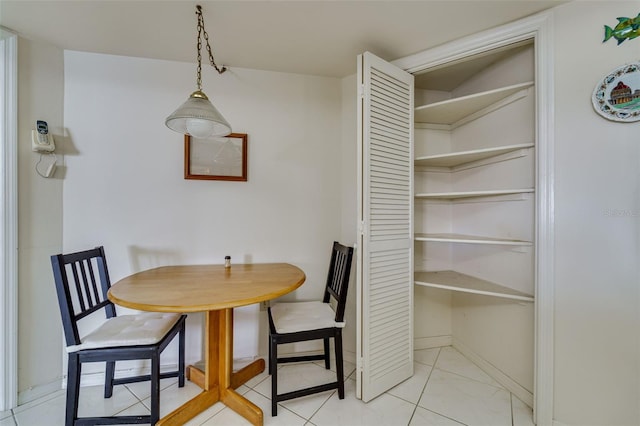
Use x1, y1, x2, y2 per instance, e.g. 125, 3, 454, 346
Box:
412, 40, 536, 405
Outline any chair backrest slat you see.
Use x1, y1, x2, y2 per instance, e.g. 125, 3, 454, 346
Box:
323, 241, 354, 323
71, 262, 87, 312
87, 259, 101, 308
51, 246, 117, 347
79, 259, 93, 309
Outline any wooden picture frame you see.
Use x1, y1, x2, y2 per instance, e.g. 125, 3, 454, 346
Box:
184, 133, 247, 181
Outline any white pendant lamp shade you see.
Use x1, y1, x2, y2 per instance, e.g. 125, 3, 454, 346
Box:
165, 90, 231, 138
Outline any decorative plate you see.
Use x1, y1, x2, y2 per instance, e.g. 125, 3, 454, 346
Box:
592, 62, 640, 122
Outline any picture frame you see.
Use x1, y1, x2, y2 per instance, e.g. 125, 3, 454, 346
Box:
184, 133, 247, 181
592, 62, 640, 122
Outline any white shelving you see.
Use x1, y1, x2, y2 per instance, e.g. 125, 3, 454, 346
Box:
408, 35, 537, 407
415, 188, 533, 200
415, 270, 534, 302
415, 233, 532, 246
414, 81, 533, 125
415, 143, 534, 168
414, 77, 535, 298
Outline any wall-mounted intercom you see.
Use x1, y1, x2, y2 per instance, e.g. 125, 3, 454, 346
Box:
32, 120, 57, 178
32, 120, 55, 152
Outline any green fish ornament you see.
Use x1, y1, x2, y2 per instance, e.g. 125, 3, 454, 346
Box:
603, 13, 640, 45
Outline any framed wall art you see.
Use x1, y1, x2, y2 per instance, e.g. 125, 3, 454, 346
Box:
184, 133, 247, 181
592, 62, 640, 122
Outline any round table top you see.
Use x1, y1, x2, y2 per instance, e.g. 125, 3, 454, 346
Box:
108, 263, 306, 313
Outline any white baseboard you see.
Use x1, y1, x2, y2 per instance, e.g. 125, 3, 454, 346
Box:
452, 338, 533, 408
414, 335, 452, 350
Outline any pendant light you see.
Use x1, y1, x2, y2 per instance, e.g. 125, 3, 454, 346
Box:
165, 5, 231, 138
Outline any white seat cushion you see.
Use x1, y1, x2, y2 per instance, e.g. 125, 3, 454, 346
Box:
270, 301, 344, 334
66, 312, 181, 353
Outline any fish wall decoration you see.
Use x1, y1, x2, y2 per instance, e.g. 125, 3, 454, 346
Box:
603, 13, 640, 45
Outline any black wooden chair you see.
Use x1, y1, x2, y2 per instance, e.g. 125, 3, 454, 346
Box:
50, 246, 187, 426
267, 241, 354, 416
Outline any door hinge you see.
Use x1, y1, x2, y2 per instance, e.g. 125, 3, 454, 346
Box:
359, 221, 366, 236
358, 84, 366, 99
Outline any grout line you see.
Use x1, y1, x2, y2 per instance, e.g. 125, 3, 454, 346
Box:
305, 390, 336, 423
279, 402, 314, 424
407, 346, 442, 425
423, 407, 469, 426
432, 366, 507, 390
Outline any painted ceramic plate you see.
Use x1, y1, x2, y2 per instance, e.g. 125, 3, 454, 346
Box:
592, 62, 640, 122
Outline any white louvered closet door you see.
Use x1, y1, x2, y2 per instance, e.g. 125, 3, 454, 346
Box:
356, 52, 414, 402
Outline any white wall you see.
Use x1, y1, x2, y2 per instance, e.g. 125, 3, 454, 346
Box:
552, 2, 639, 425
62, 51, 344, 372
17, 38, 65, 402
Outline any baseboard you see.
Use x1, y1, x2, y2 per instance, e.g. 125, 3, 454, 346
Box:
414, 335, 452, 350
452, 338, 533, 408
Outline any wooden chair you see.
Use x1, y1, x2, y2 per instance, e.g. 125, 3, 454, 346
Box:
267, 241, 354, 416
51, 246, 187, 425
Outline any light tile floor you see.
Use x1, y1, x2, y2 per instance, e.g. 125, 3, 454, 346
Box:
1, 346, 534, 425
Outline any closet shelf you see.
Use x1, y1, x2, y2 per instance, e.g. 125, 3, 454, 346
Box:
415, 270, 534, 302
414, 81, 534, 125
415, 189, 533, 200
415, 143, 534, 168
415, 233, 532, 246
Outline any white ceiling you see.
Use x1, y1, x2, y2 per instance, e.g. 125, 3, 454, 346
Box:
0, 1, 566, 78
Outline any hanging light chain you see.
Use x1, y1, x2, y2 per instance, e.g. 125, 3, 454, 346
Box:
195, 4, 226, 92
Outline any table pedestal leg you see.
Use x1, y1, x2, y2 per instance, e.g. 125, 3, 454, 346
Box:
158, 309, 265, 426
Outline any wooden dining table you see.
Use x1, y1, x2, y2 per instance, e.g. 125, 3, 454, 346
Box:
108, 263, 306, 426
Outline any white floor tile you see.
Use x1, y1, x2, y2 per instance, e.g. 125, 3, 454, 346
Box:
387, 362, 433, 404
254, 363, 338, 420
124, 377, 179, 401
418, 368, 511, 426
0, 414, 15, 426
110, 401, 153, 425
10, 347, 529, 426
311, 358, 357, 379
243, 367, 271, 389
434, 347, 501, 387
11, 390, 64, 415
310, 378, 415, 426
13, 392, 65, 426
76, 384, 141, 418
414, 348, 440, 366
409, 406, 465, 425
139, 380, 204, 416
200, 389, 306, 426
